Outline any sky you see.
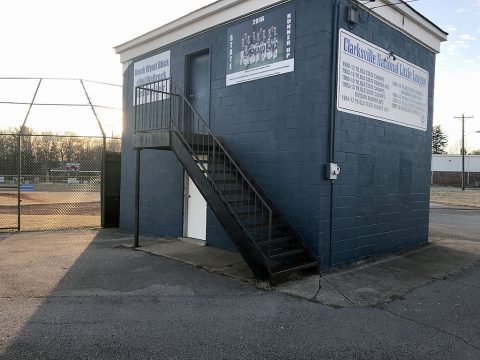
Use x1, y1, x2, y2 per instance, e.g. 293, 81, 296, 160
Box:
410, 0, 480, 152
0, 0, 479, 151
0, 0, 215, 136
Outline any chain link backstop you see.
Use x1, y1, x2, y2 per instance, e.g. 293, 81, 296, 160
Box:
0, 77, 122, 232
0, 133, 121, 231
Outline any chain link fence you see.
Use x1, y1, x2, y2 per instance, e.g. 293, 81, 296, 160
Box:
0, 133, 18, 231
0, 133, 122, 232
0, 78, 122, 232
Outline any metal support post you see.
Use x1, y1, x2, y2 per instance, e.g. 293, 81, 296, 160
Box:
17, 78, 42, 231
101, 136, 106, 227
80, 79, 107, 225
17, 135, 21, 231
134, 148, 141, 247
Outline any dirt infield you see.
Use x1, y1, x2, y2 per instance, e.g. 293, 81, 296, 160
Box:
0, 189, 101, 231
0, 201, 99, 215
0, 190, 99, 205
0, 214, 100, 231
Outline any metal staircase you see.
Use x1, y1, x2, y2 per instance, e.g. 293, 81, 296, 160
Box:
134, 79, 318, 282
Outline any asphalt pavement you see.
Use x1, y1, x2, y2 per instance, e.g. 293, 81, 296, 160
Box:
0, 204, 479, 359
430, 202, 480, 242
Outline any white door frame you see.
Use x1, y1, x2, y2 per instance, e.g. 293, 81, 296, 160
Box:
183, 171, 207, 241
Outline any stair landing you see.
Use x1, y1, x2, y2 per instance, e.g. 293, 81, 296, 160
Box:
134, 129, 170, 149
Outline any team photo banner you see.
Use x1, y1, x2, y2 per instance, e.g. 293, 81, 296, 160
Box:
226, 4, 295, 86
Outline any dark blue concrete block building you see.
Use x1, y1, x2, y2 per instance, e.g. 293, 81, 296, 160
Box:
115, 0, 447, 280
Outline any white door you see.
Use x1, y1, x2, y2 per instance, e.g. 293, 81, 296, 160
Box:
186, 175, 207, 240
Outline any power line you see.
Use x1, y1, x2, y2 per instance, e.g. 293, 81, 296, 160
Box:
0, 101, 121, 110
0, 133, 121, 139
0, 77, 121, 87
82, 79, 122, 88
369, 0, 420, 10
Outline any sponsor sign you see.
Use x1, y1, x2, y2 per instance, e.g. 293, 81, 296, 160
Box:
66, 163, 80, 171
133, 50, 171, 104
20, 184, 35, 192
337, 29, 429, 131
226, 4, 295, 86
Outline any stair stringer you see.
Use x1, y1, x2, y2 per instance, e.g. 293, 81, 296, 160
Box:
215, 137, 319, 263
170, 131, 271, 281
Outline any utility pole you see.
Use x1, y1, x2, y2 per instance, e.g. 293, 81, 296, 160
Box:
454, 114, 474, 191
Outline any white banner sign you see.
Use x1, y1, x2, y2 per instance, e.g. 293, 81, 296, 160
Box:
337, 29, 429, 131
226, 4, 295, 86
133, 50, 170, 105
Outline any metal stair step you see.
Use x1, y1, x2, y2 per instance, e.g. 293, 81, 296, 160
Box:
266, 248, 305, 259
209, 170, 237, 177
244, 222, 287, 230
233, 206, 265, 215
202, 168, 237, 175
257, 236, 293, 246
214, 183, 246, 193
189, 144, 214, 150
145, 84, 318, 284
240, 220, 276, 230
194, 157, 228, 165
247, 228, 289, 241
221, 189, 245, 195
225, 197, 256, 206
270, 261, 318, 277
188, 140, 214, 148
189, 143, 221, 149
238, 216, 277, 227
224, 200, 258, 212
214, 178, 238, 184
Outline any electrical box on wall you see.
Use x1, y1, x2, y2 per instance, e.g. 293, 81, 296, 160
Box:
347, 6, 360, 25
326, 163, 341, 180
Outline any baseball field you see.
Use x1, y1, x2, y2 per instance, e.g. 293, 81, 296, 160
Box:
0, 184, 100, 231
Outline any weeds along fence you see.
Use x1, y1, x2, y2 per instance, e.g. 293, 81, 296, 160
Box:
0, 132, 121, 231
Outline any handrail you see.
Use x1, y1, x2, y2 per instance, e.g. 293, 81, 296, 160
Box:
170, 80, 273, 213
135, 78, 274, 250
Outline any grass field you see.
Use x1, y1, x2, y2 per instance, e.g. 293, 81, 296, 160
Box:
430, 186, 480, 208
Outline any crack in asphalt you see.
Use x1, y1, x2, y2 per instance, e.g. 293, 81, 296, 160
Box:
378, 306, 480, 352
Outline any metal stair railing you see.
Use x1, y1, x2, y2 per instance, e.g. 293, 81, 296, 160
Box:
135, 79, 274, 257
134, 79, 172, 132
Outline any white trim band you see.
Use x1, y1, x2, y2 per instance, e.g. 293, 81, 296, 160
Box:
114, 0, 447, 63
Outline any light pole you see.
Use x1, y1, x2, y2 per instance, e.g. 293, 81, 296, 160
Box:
454, 114, 474, 190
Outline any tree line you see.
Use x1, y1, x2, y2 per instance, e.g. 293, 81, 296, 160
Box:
0, 127, 120, 176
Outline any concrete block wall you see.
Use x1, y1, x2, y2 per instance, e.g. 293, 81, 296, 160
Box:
120, 0, 334, 262
119, 0, 438, 268
330, 4, 436, 265
119, 67, 184, 237
207, 0, 334, 260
